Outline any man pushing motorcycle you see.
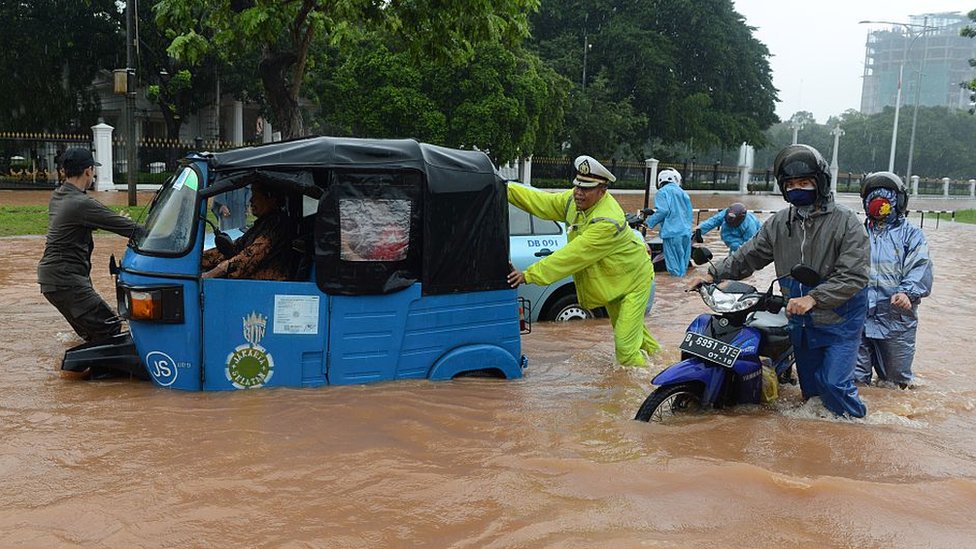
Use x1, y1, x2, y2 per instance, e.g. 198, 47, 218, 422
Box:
685, 144, 870, 418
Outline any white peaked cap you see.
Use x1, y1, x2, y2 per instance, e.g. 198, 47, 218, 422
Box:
573, 155, 616, 187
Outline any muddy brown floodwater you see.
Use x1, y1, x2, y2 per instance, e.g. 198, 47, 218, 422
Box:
2, 189, 976, 547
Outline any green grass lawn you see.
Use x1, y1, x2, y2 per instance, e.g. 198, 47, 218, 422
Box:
0, 205, 149, 237
951, 209, 976, 223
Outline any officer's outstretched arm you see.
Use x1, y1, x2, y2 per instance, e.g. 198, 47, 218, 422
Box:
524, 222, 618, 285
507, 183, 569, 222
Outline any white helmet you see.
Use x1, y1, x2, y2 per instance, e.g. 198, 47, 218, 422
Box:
657, 168, 682, 189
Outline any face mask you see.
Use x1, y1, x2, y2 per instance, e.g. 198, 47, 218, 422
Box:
867, 197, 893, 220
786, 188, 816, 206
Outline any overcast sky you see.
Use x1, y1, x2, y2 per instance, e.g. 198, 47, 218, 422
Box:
731, 0, 976, 123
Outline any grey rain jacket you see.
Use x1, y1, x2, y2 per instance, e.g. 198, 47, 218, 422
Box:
37, 184, 140, 291
708, 196, 870, 329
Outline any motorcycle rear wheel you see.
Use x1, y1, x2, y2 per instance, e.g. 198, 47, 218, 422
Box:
634, 383, 704, 423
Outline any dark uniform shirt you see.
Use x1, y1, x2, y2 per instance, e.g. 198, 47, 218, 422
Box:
37, 184, 139, 292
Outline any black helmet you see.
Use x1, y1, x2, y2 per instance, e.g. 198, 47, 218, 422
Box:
860, 171, 909, 216
773, 144, 831, 201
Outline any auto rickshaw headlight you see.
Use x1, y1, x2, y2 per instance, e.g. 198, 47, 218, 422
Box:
118, 285, 184, 323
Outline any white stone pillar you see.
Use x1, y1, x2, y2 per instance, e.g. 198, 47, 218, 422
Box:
231, 100, 244, 145
969, 179, 975, 198
942, 177, 950, 198
911, 175, 919, 196
262, 118, 272, 143
647, 158, 659, 195
91, 122, 114, 190
522, 156, 533, 186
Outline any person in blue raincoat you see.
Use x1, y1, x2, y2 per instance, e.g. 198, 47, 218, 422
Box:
695, 202, 762, 252
686, 144, 870, 418
854, 172, 933, 389
645, 168, 693, 276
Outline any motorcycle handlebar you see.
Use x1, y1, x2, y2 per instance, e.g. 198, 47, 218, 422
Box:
765, 295, 786, 313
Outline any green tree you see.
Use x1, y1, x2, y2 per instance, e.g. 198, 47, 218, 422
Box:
311, 39, 567, 163
156, 0, 540, 139
0, 0, 121, 133
961, 8, 976, 112
529, 0, 778, 155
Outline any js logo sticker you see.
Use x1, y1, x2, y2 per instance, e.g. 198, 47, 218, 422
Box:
146, 350, 178, 387
225, 311, 275, 389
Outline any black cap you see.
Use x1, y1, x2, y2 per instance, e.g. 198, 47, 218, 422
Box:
61, 148, 101, 172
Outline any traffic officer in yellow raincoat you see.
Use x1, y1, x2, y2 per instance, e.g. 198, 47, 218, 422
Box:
507, 155, 660, 366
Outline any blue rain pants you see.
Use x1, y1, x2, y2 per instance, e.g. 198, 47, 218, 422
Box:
662, 234, 691, 277
855, 330, 917, 386
793, 328, 867, 418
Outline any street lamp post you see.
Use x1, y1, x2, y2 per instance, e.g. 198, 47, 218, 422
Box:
829, 125, 845, 194
125, 0, 137, 206
905, 16, 930, 184
859, 19, 938, 178
582, 33, 592, 90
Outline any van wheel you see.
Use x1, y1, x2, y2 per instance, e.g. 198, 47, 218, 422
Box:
546, 294, 594, 322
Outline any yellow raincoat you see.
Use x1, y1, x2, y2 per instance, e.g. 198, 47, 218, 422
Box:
509, 184, 660, 366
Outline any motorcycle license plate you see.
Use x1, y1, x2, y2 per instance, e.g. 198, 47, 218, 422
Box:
679, 332, 742, 368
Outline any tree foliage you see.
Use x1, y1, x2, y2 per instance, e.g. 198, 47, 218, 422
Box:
529, 0, 778, 157
756, 107, 976, 179
155, 0, 540, 139
311, 38, 567, 163
0, 0, 121, 133
961, 8, 976, 113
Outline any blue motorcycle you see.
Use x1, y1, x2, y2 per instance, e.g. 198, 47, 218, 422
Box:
634, 248, 819, 422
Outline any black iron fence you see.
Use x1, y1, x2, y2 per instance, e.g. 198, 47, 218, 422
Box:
0, 132, 252, 189
0, 132, 90, 189
527, 156, 975, 197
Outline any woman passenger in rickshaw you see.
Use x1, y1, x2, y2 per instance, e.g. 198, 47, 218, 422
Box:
201, 180, 297, 280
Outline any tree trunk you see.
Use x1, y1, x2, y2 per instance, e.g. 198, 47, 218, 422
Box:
259, 50, 303, 139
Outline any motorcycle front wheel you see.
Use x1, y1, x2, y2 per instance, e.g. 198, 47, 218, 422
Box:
634, 382, 704, 423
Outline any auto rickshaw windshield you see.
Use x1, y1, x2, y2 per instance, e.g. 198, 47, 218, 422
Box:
132, 165, 201, 254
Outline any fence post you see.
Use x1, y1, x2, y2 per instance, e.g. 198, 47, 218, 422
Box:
969, 179, 975, 198
942, 177, 950, 198
644, 158, 659, 211
911, 175, 919, 196
520, 156, 533, 186
712, 161, 719, 190
91, 121, 114, 190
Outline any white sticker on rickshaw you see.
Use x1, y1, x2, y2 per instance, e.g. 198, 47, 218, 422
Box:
146, 351, 179, 386
225, 311, 275, 389
273, 295, 320, 335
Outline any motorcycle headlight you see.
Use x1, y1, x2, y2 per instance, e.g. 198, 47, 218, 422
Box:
700, 287, 760, 313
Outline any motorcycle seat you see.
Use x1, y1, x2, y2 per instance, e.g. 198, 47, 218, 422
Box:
746, 310, 787, 330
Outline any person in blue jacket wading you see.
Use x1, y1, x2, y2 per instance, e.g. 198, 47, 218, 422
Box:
695, 202, 762, 252
854, 172, 933, 389
644, 168, 693, 276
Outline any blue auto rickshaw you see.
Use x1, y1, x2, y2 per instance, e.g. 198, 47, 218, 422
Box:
63, 137, 527, 390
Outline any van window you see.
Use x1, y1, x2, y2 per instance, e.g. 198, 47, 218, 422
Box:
509, 205, 532, 236
508, 204, 562, 236
532, 217, 562, 235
